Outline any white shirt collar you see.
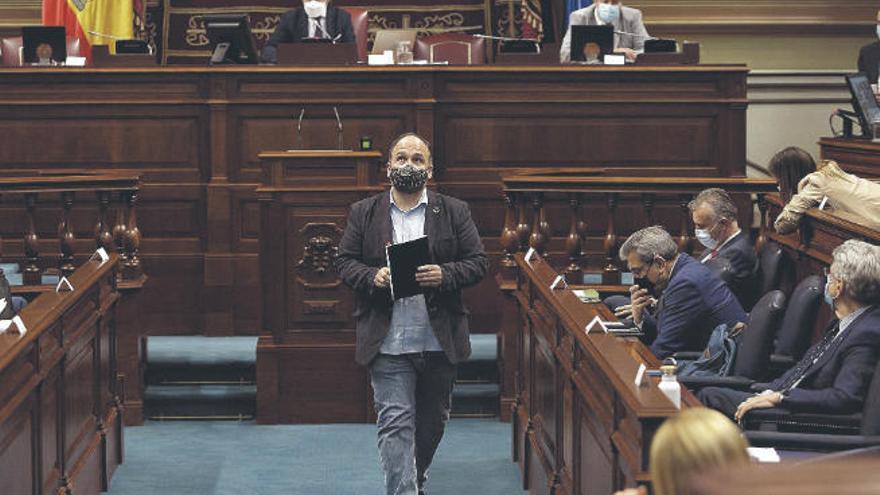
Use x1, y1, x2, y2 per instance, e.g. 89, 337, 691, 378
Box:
701, 229, 742, 263
389, 188, 428, 212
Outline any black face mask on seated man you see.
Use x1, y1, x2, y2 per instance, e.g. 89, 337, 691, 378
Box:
389, 163, 429, 193
635, 276, 656, 295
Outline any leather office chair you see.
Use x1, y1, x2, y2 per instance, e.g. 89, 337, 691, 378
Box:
768, 274, 824, 378
413, 33, 486, 65
745, 362, 880, 452
0, 36, 82, 66
678, 290, 787, 391
757, 241, 785, 293
340, 7, 368, 62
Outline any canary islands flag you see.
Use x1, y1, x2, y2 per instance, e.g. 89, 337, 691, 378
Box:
42, 0, 134, 59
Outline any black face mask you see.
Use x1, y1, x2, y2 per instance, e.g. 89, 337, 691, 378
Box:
389, 163, 429, 193
635, 276, 655, 295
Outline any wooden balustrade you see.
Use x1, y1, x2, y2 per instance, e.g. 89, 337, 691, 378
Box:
500, 175, 779, 283
0, 174, 142, 285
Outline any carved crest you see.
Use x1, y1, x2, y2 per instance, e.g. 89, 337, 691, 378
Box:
297, 235, 337, 274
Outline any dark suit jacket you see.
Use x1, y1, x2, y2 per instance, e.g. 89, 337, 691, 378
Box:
260, 6, 356, 63
858, 41, 880, 83
702, 231, 757, 306
643, 253, 747, 359
765, 305, 880, 414
336, 190, 488, 366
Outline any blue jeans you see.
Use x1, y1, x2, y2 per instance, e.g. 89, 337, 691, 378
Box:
370, 352, 456, 495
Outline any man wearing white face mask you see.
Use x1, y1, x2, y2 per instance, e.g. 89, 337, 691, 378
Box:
857, 9, 880, 84
688, 188, 756, 307
260, 0, 356, 63
560, 0, 649, 63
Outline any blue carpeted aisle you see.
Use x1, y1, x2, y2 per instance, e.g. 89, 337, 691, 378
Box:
108, 418, 524, 495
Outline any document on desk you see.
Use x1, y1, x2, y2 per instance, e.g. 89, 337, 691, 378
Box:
386, 235, 430, 301
747, 447, 780, 463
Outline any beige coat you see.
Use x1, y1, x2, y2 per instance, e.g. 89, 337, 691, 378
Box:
774, 161, 880, 234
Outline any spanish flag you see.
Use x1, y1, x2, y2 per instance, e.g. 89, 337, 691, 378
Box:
42, 0, 135, 59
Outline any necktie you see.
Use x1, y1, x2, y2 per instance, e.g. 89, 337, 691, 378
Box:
313, 17, 327, 38
777, 323, 841, 393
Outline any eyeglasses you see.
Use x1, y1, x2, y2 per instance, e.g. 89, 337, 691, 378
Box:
630, 261, 653, 278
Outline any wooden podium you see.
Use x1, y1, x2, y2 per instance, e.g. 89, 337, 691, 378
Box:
255, 150, 383, 424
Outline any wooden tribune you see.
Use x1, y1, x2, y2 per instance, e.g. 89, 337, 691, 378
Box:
0, 255, 122, 495
509, 252, 698, 495
256, 150, 383, 424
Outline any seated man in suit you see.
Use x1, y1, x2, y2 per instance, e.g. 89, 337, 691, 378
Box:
689, 188, 757, 306
260, 0, 356, 63
560, 0, 649, 63
623, 226, 747, 359
700, 240, 880, 420
857, 9, 880, 84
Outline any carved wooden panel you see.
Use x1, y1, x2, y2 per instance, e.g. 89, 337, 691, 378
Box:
286, 215, 350, 328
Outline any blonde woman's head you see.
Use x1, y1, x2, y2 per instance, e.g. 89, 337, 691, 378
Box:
649, 408, 749, 495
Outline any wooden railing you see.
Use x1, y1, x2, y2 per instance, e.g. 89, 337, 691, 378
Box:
765, 194, 880, 292
0, 174, 142, 285
500, 174, 779, 283
0, 255, 122, 495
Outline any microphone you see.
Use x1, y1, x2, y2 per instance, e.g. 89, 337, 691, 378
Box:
296, 108, 306, 149
613, 30, 655, 40
473, 34, 540, 43
333, 106, 344, 150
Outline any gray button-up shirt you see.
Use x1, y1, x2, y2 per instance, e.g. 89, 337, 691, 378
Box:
380, 189, 443, 354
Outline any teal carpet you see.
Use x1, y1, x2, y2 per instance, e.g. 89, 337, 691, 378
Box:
108, 418, 524, 495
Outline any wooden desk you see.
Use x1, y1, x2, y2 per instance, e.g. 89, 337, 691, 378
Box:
0, 255, 122, 495
0, 65, 748, 423
509, 253, 698, 495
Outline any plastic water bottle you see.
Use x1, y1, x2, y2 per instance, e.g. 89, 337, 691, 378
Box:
658, 363, 681, 409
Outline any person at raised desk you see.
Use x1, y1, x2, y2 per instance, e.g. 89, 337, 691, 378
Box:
700, 240, 880, 421
621, 226, 747, 359
260, 0, 356, 64
559, 0, 649, 63
857, 9, 880, 84
689, 188, 756, 306
768, 147, 880, 234
336, 133, 488, 495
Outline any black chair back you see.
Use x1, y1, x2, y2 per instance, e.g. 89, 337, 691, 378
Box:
757, 241, 785, 296
774, 274, 824, 360
861, 362, 880, 435
732, 290, 787, 380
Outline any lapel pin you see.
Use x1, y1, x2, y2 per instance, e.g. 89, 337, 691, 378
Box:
432, 206, 440, 214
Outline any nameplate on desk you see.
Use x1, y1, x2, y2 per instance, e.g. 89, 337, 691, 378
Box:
89, 247, 110, 265
550, 275, 567, 290
634, 363, 647, 387
585, 315, 608, 334
0, 315, 27, 336
603, 54, 625, 65
524, 247, 536, 264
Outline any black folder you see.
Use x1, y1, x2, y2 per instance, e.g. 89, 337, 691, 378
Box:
386, 236, 430, 300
